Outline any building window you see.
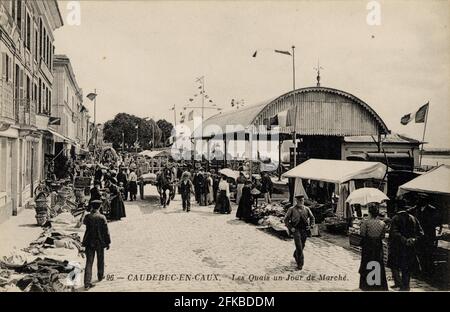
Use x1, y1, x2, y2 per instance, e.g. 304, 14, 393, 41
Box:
33, 83, 37, 104
45, 87, 50, 114
16, 0, 22, 31
39, 19, 42, 60
25, 13, 31, 50
2, 53, 11, 82
38, 78, 41, 113
11, 0, 16, 19
34, 28, 38, 61
26, 75, 30, 100
45, 36, 50, 68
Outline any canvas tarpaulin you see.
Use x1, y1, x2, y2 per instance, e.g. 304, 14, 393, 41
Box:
398, 165, 450, 196
282, 159, 388, 183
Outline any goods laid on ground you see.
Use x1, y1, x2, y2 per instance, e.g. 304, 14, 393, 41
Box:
250, 201, 321, 238
1, 183, 88, 292
323, 217, 348, 233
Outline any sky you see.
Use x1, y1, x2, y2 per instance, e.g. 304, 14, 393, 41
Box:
54, 0, 449, 147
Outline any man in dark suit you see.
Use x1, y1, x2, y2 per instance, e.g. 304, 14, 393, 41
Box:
82, 200, 111, 290
284, 194, 315, 270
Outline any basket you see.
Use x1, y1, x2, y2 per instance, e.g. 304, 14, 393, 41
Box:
34, 198, 48, 213
35, 213, 48, 226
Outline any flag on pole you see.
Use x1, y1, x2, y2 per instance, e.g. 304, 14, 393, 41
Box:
86, 93, 97, 101
252, 51, 257, 57
400, 113, 412, 125
277, 109, 288, 127
286, 107, 296, 127
415, 103, 429, 123
274, 49, 291, 56
400, 102, 429, 125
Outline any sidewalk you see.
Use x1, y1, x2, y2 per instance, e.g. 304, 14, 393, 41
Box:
0, 208, 42, 258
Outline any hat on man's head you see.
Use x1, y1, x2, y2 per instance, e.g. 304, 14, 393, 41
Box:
90, 200, 102, 209
295, 194, 305, 199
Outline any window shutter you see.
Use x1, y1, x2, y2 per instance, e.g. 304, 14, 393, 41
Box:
8, 56, 12, 82
19, 68, 24, 99
1, 53, 6, 80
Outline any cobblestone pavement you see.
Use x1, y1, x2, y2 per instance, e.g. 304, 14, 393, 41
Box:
86, 186, 434, 292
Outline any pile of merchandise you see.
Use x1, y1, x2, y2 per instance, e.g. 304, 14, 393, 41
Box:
1, 196, 87, 292
253, 203, 289, 236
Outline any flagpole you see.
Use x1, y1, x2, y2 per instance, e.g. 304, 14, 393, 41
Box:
292, 45, 297, 169
419, 102, 429, 168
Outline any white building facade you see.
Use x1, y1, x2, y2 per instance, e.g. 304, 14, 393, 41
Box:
0, 0, 63, 222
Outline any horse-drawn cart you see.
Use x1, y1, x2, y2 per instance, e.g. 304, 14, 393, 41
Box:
137, 149, 172, 199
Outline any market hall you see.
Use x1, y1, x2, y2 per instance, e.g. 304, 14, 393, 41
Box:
192, 86, 394, 166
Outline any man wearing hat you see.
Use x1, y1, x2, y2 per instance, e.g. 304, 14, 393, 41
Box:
408, 193, 442, 275
82, 200, 111, 290
388, 199, 423, 290
284, 194, 315, 270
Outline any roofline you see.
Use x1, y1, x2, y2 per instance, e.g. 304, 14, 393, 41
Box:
194, 86, 390, 138
54, 55, 82, 96
251, 86, 390, 134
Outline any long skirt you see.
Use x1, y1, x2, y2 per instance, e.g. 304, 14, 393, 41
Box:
207, 186, 214, 204
109, 196, 126, 220
214, 190, 231, 214
359, 237, 388, 291
236, 183, 244, 204
236, 194, 252, 220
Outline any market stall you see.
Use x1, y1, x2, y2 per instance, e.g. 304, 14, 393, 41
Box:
283, 159, 388, 218
398, 165, 450, 287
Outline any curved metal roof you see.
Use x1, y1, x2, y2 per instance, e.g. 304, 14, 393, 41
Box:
193, 86, 389, 138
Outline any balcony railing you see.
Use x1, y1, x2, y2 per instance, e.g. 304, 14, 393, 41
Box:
14, 98, 36, 128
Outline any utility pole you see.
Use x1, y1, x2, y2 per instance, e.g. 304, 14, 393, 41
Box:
196, 76, 205, 158
122, 131, 125, 151
135, 124, 139, 153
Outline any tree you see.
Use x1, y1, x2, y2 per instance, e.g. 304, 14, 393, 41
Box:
156, 119, 174, 147
103, 113, 162, 151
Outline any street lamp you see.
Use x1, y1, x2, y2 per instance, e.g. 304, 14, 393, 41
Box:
135, 124, 139, 153
86, 90, 98, 145
275, 46, 297, 167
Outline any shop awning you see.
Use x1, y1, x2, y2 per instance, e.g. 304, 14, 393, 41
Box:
45, 129, 74, 144
398, 165, 450, 196
282, 159, 388, 184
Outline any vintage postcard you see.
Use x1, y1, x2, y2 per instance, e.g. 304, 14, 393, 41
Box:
0, 0, 448, 301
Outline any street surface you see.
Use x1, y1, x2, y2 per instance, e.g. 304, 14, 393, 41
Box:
87, 185, 434, 292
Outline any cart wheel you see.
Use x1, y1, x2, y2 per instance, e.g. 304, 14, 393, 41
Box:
140, 182, 144, 200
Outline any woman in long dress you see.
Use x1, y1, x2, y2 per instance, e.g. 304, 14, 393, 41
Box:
359, 203, 388, 291
213, 175, 231, 214
235, 172, 246, 205
206, 173, 214, 205
236, 180, 253, 221
108, 172, 126, 221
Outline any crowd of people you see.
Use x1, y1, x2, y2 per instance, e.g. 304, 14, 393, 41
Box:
63, 150, 443, 291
